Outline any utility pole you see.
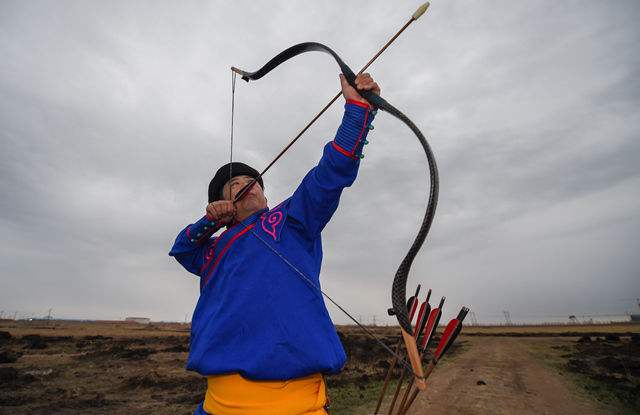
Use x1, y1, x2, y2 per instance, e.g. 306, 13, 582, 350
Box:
46, 308, 53, 320
469, 311, 478, 326
372, 315, 377, 326
502, 310, 512, 325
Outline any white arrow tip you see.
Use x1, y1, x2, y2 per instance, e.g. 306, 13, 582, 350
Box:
412, 2, 430, 20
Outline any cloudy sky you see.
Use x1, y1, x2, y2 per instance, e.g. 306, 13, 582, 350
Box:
1, 1, 639, 325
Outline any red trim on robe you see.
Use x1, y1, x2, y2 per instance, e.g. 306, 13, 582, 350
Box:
346, 99, 371, 110
201, 224, 255, 288
349, 110, 369, 154
331, 141, 358, 159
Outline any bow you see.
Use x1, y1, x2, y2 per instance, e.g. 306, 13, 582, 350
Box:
229, 5, 436, 390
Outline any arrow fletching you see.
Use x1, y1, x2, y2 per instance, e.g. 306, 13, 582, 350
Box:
389, 284, 421, 316
409, 294, 420, 323
414, 301, 427, 336
439, 307, 469, 358
416, 303, 431, 344
420, 296, 445, 350
434, 319, 458, 360
420, 308, 439, 350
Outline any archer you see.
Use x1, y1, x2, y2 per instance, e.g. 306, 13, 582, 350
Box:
170, 73, 380, 415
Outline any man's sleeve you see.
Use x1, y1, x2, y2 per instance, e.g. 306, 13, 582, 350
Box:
287, 100, 376, 238
169, 216, 223, 276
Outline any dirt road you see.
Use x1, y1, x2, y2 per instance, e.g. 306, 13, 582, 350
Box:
402, 337, 611, 415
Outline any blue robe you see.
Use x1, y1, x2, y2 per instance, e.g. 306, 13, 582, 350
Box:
170, 100, 375, 380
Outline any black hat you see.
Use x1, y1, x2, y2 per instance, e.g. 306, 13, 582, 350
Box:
208, 162, 264, 203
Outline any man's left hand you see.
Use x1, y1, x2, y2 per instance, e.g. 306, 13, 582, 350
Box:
340, 73, 381, 107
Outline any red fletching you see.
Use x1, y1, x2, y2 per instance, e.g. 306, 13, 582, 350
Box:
434, 319, 460, 360
420, 307, 440, 349
406, 296, 416, 320
413, 301, 427, 335
409, 296, 419, 322
404, 284, 421, 321
416, 303, 431, 345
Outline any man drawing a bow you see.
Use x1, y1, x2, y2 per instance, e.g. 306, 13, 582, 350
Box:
170, 73, 380, 414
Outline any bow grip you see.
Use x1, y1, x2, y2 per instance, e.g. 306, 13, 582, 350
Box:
342, 70, 382, 110
358, 89, 381, 110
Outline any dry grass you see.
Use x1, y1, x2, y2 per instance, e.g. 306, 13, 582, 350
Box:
2, 320, 638, 414
462, 323, 640, 335
5, 320, 636, 338
0, 320, 190, 338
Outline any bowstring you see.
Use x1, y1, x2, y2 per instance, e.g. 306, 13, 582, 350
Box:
229, 71, 237, 201
228, 71, 417, 377
242, 219, 416, 375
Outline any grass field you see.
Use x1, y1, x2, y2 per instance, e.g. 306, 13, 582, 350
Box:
462, 322, 639, 335
1, 320, 638, 414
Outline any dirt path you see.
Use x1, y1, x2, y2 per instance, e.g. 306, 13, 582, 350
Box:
399, 337, 611, 415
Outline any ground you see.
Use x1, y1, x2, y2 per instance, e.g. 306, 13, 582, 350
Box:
0, 321, 638, 414
371, 326, 640, 415
401, 337, 612, 414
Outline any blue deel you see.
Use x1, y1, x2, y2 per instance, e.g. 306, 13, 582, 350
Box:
169, 101, 375, 380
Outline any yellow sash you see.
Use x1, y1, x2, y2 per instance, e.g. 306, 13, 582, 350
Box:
203, 373, 328, 415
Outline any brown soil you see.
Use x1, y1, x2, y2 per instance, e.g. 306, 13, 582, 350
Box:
395, 337, 625, 415
0, 321, 201, 415
565, 335, 640, 408
1, 321, 638, 414
330, 326, 460, 388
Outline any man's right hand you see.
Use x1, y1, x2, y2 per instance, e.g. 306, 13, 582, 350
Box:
206, 201, 236, 224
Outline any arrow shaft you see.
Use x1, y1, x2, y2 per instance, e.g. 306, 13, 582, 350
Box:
398, 308, 469, 415
233, 10, 425, 203
374, 291, 420, 414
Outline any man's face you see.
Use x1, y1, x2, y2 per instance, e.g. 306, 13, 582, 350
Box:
221, 175, 267, 217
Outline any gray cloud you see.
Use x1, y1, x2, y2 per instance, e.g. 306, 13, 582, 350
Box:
1, 0, 639, 324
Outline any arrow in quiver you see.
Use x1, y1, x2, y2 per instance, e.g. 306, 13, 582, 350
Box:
374, 287, 424, 414
397, 306, 470, 415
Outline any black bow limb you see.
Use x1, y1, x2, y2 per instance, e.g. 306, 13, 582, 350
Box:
232, 42, 439, 389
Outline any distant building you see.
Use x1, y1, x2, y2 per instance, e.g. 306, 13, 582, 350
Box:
125, 317, 150, 324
